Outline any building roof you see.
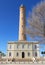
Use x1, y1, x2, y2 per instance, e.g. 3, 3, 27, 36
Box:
8, 41, 39, 44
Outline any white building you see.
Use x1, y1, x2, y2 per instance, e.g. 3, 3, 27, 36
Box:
7, 5, 40, 61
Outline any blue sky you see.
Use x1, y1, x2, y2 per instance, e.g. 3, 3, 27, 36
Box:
0, 0, 42, 54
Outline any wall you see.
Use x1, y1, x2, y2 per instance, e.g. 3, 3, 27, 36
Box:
7, 41, 40, 60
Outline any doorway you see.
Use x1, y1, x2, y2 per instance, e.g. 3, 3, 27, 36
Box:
22, 52, 25, 58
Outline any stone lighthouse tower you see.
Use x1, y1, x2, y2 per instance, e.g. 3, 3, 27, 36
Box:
19, 5, 26, 41
7, 5, 40, 61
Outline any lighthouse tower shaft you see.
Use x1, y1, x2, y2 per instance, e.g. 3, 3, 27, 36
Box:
19, 5, 26, 41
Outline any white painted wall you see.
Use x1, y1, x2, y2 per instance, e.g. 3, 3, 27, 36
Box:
7, 42, 40, 60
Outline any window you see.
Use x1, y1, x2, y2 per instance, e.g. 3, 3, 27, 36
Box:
10, 45, 11, 49
9, 52, 11, 56
28, 44, 30, 48
28, 52, 30, 56
17, 45, 18, 48
35, 45, 37, 49
35, 52, 37, 57
16, 52, 19, 56
22, 44, 24, 48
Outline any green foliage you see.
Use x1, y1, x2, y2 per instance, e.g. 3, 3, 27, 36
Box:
0, 51, 6, 56
41, 51, 45, 55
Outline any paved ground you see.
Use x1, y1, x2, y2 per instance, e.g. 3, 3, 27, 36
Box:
0, 62, 45, 65
0, 61, 45, 65
0, 63, 45, 65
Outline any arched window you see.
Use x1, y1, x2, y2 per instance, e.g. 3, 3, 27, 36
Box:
16, 52, 19, 56
22, 44, 24, 48
35, 52, 37, 57
9, 52, 11, 56
28, 44, 30, 48
17, 45, 19, 48
10, 45, 11, 49
35, 45, 37, 49
28, 52, 30, 56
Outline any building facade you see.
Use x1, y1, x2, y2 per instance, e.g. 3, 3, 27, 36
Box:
7, 5, 40, 61
7, 41, 39, 61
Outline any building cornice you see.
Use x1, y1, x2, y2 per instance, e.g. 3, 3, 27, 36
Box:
8, 41, 39, 44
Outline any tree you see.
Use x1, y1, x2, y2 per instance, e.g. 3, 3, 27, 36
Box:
0, 51, 6, 56
41, 51, 45, 57
26, 1, 45, 43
